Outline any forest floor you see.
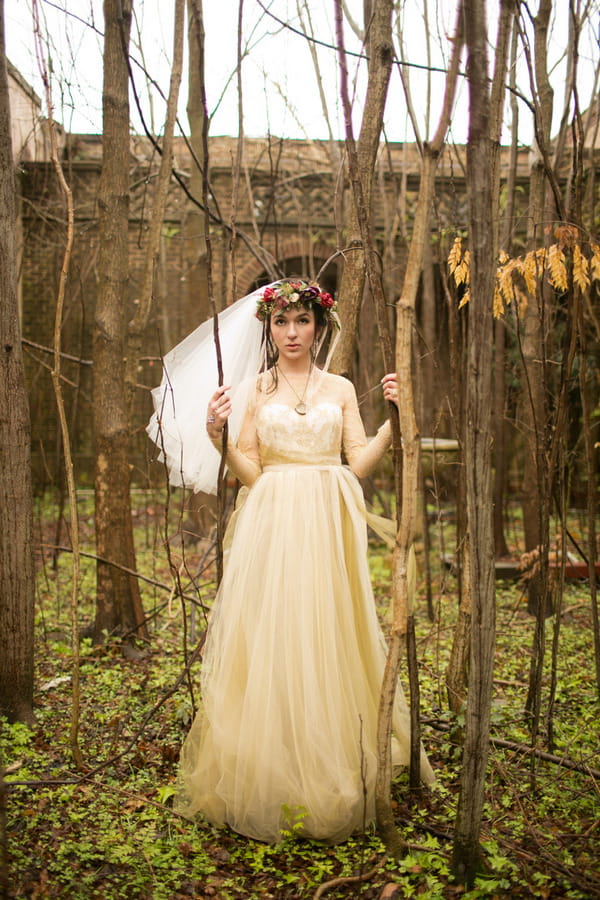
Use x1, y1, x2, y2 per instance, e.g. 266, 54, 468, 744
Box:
1, 489, 599, 899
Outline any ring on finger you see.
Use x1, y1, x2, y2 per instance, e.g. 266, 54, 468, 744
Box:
207, 415, 215, 424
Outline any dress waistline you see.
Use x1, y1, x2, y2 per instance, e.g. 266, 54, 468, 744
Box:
262, 463, 342, 472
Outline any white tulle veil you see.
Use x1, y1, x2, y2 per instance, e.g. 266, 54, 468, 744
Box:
147, 282, 340, 495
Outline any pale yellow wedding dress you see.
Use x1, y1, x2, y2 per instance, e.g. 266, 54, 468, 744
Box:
174, 372, 434, 843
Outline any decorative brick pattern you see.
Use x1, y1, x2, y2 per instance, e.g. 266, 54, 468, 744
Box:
18, 134, 535, 488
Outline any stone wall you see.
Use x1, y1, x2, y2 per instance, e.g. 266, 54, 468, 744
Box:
19, 133, 534, 489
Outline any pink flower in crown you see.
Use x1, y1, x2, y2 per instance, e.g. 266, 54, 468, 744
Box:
262, 286, 275, 301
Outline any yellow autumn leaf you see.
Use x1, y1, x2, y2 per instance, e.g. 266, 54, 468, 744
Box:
573, 244, 590, 292
448, 237, 463, 275
497, 258, 517, 307
493, 284, 504, 318
520, 252, 538, 296
458, 287, 471, 309
547, 244, 568, 292
590, 243, 600, 282
454, 252, 471, 288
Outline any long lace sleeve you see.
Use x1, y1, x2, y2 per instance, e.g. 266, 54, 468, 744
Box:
209, 403, 262, 488
341, 379, 392, 479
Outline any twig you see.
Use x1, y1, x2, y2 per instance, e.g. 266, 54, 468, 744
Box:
21, 338, 93, 365
32, 0, 83, 770
423, 717, 600, 779
125, 0, 184, 414
313, 856, 384, 899
40, 543, 210, 611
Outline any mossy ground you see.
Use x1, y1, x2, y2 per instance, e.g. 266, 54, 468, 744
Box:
1, 491, 598, 898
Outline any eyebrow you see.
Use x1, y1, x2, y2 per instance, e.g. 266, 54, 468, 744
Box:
274, 312, 312, 321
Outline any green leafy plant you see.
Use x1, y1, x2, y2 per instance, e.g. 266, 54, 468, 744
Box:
3, 492, 598, 899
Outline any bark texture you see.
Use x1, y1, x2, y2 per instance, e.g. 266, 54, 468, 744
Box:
93, 0, 146, 641
0, 0, 35, 724
451, 0, 498, 885
518, 0, 554, 620
184, 0, 210, 323
331, 0, 395, 377
447, 0, 513, 713
126, 0, 184, 411
366, 0, 464, 845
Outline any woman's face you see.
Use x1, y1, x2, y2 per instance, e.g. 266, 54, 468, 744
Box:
270, 305, 316, 365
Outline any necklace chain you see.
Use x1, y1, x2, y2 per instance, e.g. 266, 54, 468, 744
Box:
277, 365, 312, 415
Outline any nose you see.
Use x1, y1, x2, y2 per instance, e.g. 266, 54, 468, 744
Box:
286, 320, 298, 338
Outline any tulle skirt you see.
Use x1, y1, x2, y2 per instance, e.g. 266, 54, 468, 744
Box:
174, 465, 434, 843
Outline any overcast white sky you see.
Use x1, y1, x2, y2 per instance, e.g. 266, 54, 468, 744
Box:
4, 0, 599, 146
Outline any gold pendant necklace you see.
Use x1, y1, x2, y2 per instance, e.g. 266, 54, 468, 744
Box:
277, 366, 311, 415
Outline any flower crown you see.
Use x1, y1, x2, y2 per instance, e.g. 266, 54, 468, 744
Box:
255, 280, 337, 322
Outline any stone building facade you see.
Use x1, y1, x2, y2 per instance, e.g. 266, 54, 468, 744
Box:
17, 126, 536, 488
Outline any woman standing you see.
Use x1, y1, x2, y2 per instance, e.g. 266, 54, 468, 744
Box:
149, 279, 434, 843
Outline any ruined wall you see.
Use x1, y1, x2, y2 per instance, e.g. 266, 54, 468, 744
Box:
19, 134, 533, 488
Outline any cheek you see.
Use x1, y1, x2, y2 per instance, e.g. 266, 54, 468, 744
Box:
270, 327, 285, 347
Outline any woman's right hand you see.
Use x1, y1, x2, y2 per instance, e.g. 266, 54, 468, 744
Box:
206, 385, 231, 439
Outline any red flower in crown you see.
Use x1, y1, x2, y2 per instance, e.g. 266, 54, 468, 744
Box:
319, 292, 334, 308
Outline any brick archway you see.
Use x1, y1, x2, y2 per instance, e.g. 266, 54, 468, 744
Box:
236, 238, 339, 296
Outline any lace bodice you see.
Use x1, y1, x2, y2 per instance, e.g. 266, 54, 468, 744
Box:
218, 372, 392, 487
256, 402, 342, 467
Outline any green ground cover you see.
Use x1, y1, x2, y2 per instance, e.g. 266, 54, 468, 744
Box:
1, 492, 598, 898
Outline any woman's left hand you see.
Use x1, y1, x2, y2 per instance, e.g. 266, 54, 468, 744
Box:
381, 373, 399, 406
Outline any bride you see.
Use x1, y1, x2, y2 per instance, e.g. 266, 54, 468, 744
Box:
148, 279, 434, 843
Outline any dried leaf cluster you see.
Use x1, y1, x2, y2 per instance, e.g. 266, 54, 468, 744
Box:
448, 228, 600, 317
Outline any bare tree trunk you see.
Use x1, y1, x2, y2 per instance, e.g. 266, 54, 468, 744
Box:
420, 238, 436, 437
331, 0, 395, 378
490, 1, 515, 562
451, 0, 499, 885
184, 0, 210, 324
126, 0, 184, 412
337, 0, 464, 850
518, 0, 554, 620
333, 0, 400, 851
446, 535, 471, 714
0, 0, 35, 725
579, 299, 600, 698
446, 0, 513, 739
493, 18, 519, 562
492, 314, 509, 559
381, 5, 464, 845
183, 0, 218, 544
93, 0, 147, 643
445, 264, 470, 714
